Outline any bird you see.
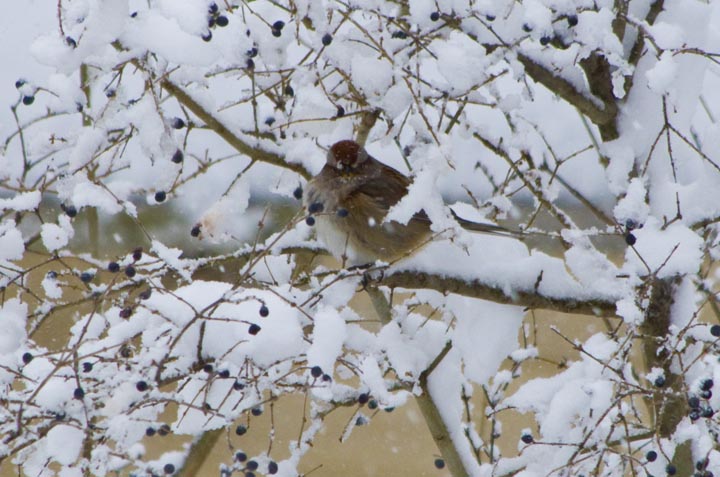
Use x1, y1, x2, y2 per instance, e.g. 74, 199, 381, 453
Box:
303, 140, 521, 264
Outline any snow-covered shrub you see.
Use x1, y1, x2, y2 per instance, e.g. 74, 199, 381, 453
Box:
1, 1, 720, 476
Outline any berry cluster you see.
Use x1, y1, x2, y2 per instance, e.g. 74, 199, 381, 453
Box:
203, 3, 229, 41
688, 379, 714, 421
624, 219, 642, 246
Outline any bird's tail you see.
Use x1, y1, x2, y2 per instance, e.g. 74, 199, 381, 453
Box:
452, 211, 526, 239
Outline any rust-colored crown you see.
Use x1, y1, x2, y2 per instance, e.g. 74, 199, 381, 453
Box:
329, 140, 362, 166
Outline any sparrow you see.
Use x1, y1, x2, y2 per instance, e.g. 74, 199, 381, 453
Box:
303, 140, 520, 264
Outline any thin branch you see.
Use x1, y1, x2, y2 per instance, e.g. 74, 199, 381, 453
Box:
160, 79, 311, 180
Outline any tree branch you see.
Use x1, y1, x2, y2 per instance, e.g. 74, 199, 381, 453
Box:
517, 54, 618, 139
366, 286, 470, 477
382, 270, 617, 317
160, 79, 312, 180
114, 41, 312, 180
192, 246, 618, 317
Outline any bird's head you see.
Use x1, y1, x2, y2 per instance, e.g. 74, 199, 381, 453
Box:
326, 140, 369, 173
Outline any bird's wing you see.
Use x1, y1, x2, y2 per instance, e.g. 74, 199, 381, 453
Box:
347, 164, 412, 213
346, 163, 519, 236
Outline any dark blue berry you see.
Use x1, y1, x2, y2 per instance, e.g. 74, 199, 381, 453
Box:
22, 352, 33, 364
163, 463, 175, 474
248, 323, 261, 335
155, 191, 166, 202
235, 451, 247, 461
64, 205, 78, 217
216, 15, 228, 27
74, 387, 85, 399
430, 12, 440, 21
259, 305, 269, 317
272, 21, 285, 30
136, 381, 149, 391
625, 233, 637, 246
235, 425, 247, 436
191, 225, 201, 237
246, 461, 258, 471
293, 186, 303, 200
701, 379, 713, 391
310, 366, 322, 378
108, 261, 120, 272
171, 117, 185, 129
308, 202, 324, 213
251, 407, 262, 416
146, 427, 156, 436
434, 459, 445, 469
521, 434, 533, 444
305, 216, 315, 226
646, 450, 657, 462
321, 33, 333, 46
119, 307, 133, 318
82, 362, 93, 372
711, 324, 720, 337
22, 95, 35, 105
172, 149, 184, 163
80, 272, 94, 283
267, 461, 278, 474
654, 376, 666, 387
125, 265, 136, 278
